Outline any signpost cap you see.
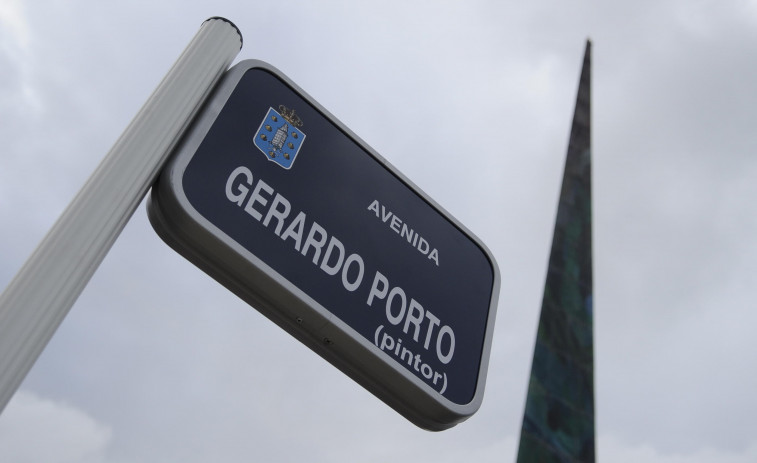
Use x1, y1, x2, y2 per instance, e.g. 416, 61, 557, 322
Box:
203, 17, 243, 48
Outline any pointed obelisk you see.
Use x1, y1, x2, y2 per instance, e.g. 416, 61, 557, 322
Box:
516, 40, 594, 463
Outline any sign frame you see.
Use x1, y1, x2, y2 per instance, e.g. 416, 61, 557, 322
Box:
148, 60, 500, 431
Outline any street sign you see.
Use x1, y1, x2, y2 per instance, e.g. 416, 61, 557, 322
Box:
148, 60, 499, 430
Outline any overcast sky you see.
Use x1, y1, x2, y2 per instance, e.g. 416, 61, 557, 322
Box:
1, 1, 756, 462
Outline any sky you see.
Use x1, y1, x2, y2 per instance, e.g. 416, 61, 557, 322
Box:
1, 0, 756, 462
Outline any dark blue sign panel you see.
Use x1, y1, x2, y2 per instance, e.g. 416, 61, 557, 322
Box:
148, 60, 499, 430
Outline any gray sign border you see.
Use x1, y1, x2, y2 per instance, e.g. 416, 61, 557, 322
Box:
148, 60, 500, 431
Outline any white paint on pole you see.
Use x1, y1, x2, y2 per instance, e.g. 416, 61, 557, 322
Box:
0, 17, 243, 413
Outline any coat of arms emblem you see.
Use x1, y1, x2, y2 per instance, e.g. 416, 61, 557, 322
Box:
253, 105, 305, 169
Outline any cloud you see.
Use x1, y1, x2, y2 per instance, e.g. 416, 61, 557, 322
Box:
0, 390, 113, 463
599, 435, 757, 463
0, 0, 29, 50
2, 1, 757, 462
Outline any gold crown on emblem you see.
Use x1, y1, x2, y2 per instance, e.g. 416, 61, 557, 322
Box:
278, 105, 303, 128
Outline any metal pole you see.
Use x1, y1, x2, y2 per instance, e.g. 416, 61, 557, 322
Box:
0, 17, 243, 413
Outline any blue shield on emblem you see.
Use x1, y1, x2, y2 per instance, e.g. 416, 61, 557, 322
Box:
253, 106, 306, 169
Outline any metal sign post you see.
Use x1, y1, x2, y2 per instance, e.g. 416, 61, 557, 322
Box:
0, 17, 243, 414
148, 61, 500, 430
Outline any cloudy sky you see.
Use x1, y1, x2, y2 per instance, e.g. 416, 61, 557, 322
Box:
1, 0, 756, 461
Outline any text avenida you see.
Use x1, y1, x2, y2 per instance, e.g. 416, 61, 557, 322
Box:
366, 200, 439, 266
225, 165, 455, 393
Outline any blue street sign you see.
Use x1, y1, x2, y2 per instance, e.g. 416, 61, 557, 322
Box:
148, 60, 499, 430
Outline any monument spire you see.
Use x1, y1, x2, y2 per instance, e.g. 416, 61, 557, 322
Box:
516, 40, 594, 462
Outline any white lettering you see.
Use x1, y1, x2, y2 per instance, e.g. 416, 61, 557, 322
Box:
223, 168, 458, 371
225, 165, 371, 306
381, 205, 392, 222
417, 237, 430, 255
320, 237, 345, 276
367, 270, 456, 364
375, 330, 447, 392
386, 286, 406, 326
226, 166, 252, 205
436, 325, 455, 365
428, 248, 440, 266
380, 332, 394, 351
390, 215, 401, 233
244, 179, 274, 221
280, 211, 306, 251
400, 223, 415, 244
394, 337, 403, 356
403, 299, 424, 342
367, 271, 389, 306
367, 200, 380, 217
262, 194, 291, 236
341, 254, 364, 292
301, 221, 328, 264
423, 310, 440, 350
366, 199, 439, 267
